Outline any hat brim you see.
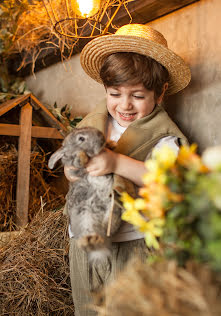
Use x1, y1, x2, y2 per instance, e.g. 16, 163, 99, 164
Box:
80, 34, 191, 95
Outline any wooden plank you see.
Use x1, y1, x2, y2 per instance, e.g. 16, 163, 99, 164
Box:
0, 123, 20, 136
31, 126, 64, 139
30, 94, 68, 136
0, 94, 31, 117
114, 0, 199, 25
0, 123, 64, 139
16, 103, 32, 228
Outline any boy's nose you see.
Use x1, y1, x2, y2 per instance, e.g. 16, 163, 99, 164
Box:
120, 97, 133, 110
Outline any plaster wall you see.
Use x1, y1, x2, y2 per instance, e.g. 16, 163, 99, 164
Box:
26, 0, 221, 152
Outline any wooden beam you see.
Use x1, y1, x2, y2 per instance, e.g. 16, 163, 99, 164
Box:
0, 124, 20, 136
16, 103, 32, 228
114, 0, 199, 26
31, 126, 65, 139
0, 123, 64, 139
0, 94, 31, 117
30, 94, 68, 136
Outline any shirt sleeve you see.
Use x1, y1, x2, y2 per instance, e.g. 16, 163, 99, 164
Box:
145, 136, 179, 160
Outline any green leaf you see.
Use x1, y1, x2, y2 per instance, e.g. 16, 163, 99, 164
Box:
0, 93, 7, 100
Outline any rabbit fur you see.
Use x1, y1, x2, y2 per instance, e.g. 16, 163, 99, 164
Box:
48, 127, 122, 262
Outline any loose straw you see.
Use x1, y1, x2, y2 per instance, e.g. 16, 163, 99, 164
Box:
107, 191, 115, 237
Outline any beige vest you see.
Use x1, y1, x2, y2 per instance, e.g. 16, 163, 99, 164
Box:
77, 101, 188, 197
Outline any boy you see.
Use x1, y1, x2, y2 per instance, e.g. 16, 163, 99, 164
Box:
65, 24, 191, 316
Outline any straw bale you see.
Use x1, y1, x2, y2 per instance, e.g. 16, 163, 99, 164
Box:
0, 209, 74, 315
96, 259, 221, 316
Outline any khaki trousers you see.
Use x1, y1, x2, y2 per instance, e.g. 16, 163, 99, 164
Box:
69, 238, 147, 316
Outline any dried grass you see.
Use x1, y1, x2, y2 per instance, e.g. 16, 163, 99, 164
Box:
14, 0, 74, 72
0, 209, 74, 316
96, 259, 221, 316
0, 0, 77, 72
0, 142, 65, 232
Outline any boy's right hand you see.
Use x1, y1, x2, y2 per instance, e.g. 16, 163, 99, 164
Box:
86, 148, 117, 177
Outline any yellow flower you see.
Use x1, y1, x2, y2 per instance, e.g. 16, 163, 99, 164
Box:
177, 144, 207, 172
145, 232, 160, 249
122, 207, 148, 228
142, 218, 165, 234
141, 195, 164, 218
120, 192, 136, 211
143, 146, 177, 185
140, 182, 177, 218
121, 193, 147, 212
143, 160, 166, 184
177, 144, 196, 165
144, 159, 159, 172
143, 218, 165, 249
152, 145, 177, 170
121, 191, 165, 237
134, 198, 147, 211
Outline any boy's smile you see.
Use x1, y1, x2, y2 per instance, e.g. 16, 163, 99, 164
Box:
106, 84, 157, 128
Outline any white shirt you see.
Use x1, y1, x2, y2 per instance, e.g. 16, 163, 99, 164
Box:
69, 116, 179, 241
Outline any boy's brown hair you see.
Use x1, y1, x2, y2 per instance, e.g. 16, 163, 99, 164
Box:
100, 52, 169, 100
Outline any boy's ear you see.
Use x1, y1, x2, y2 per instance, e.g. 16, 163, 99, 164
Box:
157, 82, 168, 105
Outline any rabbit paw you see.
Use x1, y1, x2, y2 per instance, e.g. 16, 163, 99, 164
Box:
77, 234, 104, 250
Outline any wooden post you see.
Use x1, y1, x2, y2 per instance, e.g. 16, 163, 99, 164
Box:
16, 103, 33, 228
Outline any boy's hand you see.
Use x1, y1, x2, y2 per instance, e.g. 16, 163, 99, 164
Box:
64, 148, 146, 186
86, 148, 117, 176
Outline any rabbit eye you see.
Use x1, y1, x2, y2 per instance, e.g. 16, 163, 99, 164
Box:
78, 136, 85, 142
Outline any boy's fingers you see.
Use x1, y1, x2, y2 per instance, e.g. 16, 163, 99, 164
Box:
86, 166, 96, 174
88, 169, 102, 177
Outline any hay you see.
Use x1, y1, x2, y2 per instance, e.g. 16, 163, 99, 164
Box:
0, 231, 20, 248
0, 142, 65, 232
96, 259, 221, 316
0, 144, 17, 231
0, 209, 74, 315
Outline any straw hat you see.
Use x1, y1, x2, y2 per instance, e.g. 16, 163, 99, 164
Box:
80, 24, 191, 95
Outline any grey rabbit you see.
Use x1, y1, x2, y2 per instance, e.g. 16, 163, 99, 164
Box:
48, 127, 122, 262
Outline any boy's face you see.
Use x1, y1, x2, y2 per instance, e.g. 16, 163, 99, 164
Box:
106, 83, 157, 128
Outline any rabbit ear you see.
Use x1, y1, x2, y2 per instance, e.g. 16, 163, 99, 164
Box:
48, 148, 65, 169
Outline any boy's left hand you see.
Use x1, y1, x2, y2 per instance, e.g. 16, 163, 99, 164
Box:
86, 148, 117, 176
